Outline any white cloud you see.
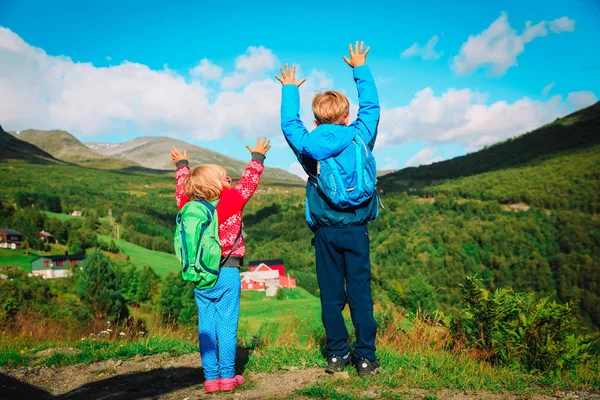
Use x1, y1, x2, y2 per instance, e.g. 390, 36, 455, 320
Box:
288, 161, 308, 181
401, 35, 443, 60
549, 16, 575, 33
190, 58, 222, 80
376, 87, 582, 152
567, 91, 597, 109
220, 46, 278, 89
541, 82, 555, 96
453, 13, 575, 76
404, 148, 443, 168
0, 27, 322, 141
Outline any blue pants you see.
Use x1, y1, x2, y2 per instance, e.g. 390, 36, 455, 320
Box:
194, 267, 240, 381
314, 225, 377, 362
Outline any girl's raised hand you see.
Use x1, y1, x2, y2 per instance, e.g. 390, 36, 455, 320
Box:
246, 137, 271, 155
171, 147, 188, 165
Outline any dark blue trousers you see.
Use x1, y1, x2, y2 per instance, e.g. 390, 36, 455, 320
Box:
313, 225, 377, 362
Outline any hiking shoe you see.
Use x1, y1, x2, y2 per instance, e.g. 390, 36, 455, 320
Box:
204, 378, 221, 393
325, 353, 351, 373
220, 375, 244, 391
356, 358, 381, 376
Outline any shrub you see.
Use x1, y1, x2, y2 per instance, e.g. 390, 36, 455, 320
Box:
449, 276, 594, 373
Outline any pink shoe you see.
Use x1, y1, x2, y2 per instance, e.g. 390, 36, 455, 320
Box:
220, 375, 244, 391
204, 378, 221, 393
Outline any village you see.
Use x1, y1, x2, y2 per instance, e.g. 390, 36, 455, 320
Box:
1, 226, 296, 296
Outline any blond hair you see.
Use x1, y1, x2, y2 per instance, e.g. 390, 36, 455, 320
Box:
312, 90, 350, 125
184, 164, 227, 201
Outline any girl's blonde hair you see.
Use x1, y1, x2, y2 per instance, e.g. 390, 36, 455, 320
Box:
184, 164, 227, 201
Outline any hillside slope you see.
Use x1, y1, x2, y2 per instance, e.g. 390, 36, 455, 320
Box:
86, 136, 303, 181
8, 129, 141, 169
0, 125, 58, 163
379, 102, 600, 192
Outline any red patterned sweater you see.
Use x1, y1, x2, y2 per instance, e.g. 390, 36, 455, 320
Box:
175, 159, 264, 258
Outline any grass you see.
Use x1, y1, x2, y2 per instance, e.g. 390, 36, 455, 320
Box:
0, 337, 197, 368
1, 306, 597, 397
289, 346, 600, 399
43, 211, 83, 222
97, 235, 179, 277
0, 248, 37, 272
239, 287, 321, 332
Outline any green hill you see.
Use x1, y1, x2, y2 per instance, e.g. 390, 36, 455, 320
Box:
0, 125, 59, 163
379, 102, 600, 193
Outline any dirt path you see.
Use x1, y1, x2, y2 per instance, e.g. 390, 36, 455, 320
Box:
2, 354, 599, 400
1, 352, 322, 400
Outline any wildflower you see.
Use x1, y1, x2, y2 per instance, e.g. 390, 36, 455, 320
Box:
119, 332, 125, 336
106, 329, 112, 332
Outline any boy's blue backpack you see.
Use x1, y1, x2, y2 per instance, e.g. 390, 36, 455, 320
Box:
310, 134, 377, 210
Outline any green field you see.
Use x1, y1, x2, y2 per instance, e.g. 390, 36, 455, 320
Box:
42, 211, 82, 222
0, 248, 38, 272
239, 287, 321, 333
98, 235, 179, 276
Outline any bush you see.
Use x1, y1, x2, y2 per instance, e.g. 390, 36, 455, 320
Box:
159, 272, 196, 326
76, 250, 129, 321
449, 276, 594, 372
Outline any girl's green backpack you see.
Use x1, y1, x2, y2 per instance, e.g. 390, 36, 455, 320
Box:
174, 200, 222, 290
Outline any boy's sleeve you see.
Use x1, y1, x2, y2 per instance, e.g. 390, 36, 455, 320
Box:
281, 85, 356, 161
216, 154, 264, 223
351, 65, 380, 149
175, 161, 190, 211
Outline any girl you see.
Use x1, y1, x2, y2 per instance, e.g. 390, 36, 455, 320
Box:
171, 137, 270, 393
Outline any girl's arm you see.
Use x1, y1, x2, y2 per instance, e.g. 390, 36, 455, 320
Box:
216, 138, 271, 223
175, 162, 190, 211
172, 148, 190, 211
216, 154, 264, 224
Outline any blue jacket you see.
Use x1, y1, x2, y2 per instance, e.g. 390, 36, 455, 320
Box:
280, 65, 381, 230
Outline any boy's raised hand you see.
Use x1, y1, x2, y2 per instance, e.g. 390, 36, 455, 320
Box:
343, 41, 370, 68
246, 137, 271, 155
275, 64, 306, 87
171, 147, 188, 165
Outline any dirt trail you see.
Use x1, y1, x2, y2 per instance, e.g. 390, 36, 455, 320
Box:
1, 352, 322, 400
2, 354, 599, 400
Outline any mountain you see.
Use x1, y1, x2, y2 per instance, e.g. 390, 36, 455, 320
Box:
7, 129, 141, 169
379, 102, 600, 192
86, 136, 303, 181
0, 125, 59, 163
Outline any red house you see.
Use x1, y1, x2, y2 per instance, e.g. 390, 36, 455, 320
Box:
240, 276, 266, 291
243, 259, 297, 293
248, 259, 285, 276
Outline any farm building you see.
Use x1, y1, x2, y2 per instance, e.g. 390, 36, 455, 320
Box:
0, 228, 24, 249
241, 259, 297, 295
39, 231, 55, 244
31, 253, 85, 279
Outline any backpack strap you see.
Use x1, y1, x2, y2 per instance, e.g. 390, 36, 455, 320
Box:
220, 223, 244, 267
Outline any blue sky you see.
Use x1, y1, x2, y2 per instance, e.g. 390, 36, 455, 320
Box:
1, 0, 599, 176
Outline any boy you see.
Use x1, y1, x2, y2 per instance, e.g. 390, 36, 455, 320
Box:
275, 42, 381, 376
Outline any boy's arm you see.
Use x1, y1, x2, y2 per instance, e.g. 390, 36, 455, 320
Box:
175, 160, 190, 211
351, 65, 380, 149
343, 42, 380, 149
280, 70, 356, 160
